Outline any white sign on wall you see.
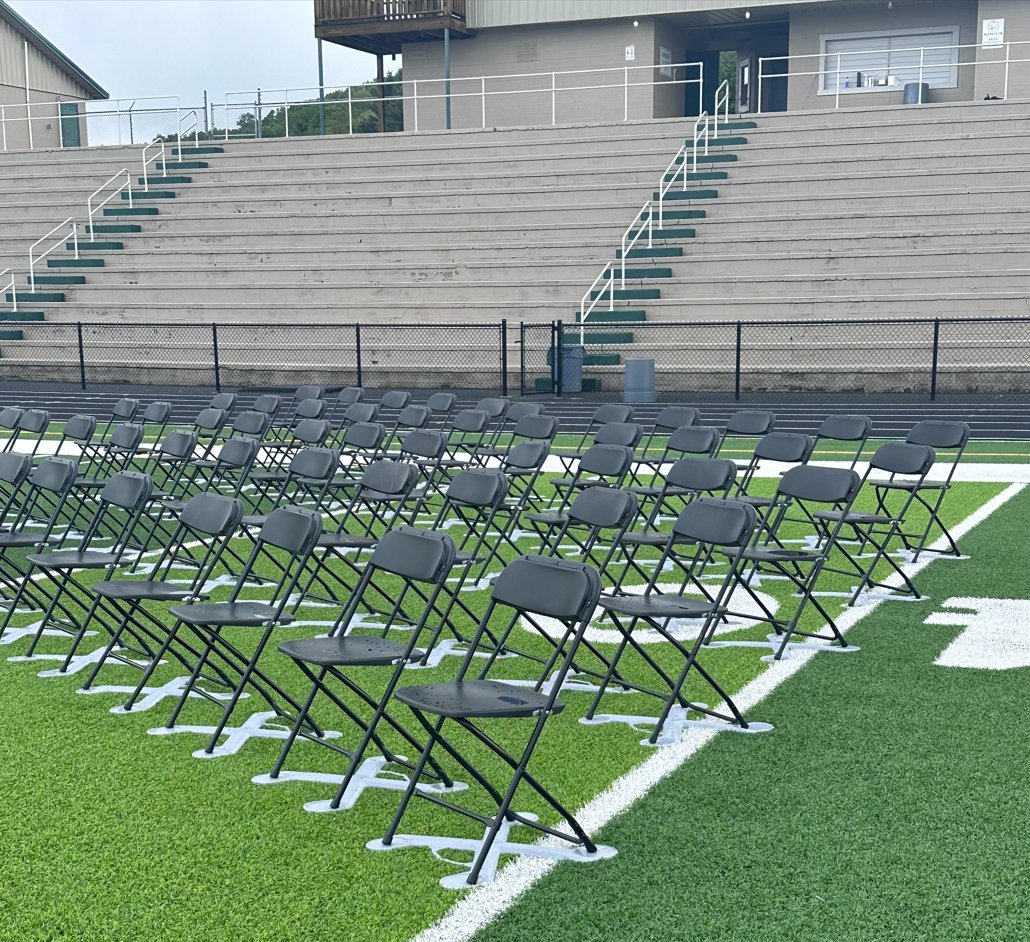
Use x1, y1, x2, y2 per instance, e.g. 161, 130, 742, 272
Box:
625, 44, 636, 61
982, 18, 1005, 48
659, 47, 672, 77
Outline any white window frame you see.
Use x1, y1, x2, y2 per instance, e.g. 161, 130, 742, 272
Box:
818, 25, 961, 95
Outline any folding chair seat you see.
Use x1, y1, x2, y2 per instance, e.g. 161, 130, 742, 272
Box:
256, 526, 462, 809
143, 506, 325, 756
5, 471, 155, 666
81, 493, 245, 693
51, 414, 97, 463
872, 420, 970, 561
425, 392, 457, 427
0, 458, 79, 620
381, 404, 430, 454
474, 413, 558, 466
292, 460, 422, 613
814, 414, 872, 469
371, 554, 610, 888
0, 407, 23, 452
11, 409, 49, 459
583, 498, 772, 745
734, 432, 815, 512
715, 410, 776, 462
708, 465, 863, 660
814, 442, 937, 605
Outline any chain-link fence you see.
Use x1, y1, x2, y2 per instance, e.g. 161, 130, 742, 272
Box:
0, 317, 1027, 401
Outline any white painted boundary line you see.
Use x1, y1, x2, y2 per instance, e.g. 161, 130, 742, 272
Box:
409, 481, 1026, 942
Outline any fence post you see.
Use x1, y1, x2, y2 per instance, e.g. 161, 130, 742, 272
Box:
76, 323, 87, 390
930, 318, 940, 401
519, 321, 526, 397
556, 319, 564, 396
212, 323, 221, 391
734, 321, 742, 401
355, 323, 362, 387
499, 318, 508, 397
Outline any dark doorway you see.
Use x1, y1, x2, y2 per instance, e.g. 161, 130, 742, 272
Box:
683, 50, 720, 116
59, 102, 81, 147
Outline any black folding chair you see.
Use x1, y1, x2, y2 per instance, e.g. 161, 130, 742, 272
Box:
144, 506, 325, 757
12, 409, 49, 460
873, 420, 970, 561
815, 414, 872, 469
51, 414, 97, 463
0, 407, 23, 452
0, 453, 32, 529
715, 410, 776, 461
425, 392, 457, 427
442, 409, 491, 464
583, 498, 773, 745
734, 432, 815, 531
135, 401, 172, 455
370, 554, 612, 889
499, 440, 551, 516
255, 526, 462, 810
472, 396, 510, 447
251, 393, 283, 425
631, 407, 701, 483
97, 397, 140, 443
554, 403, 634, 468
334, 421, 386, 485
474, 413, 558, 467
554, 420, 642, 480
381, 404, 430, 455
209, 392, 237, 415
8, 471, 155, 668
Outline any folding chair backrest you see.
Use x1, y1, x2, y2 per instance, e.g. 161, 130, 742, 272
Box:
342, 421, 385, 451
474, 397, 509, 421
594, 421, 642, 449
360, 459, 420, 497
450, 409, 490, 434
396, 405, 430, 430
216, 437, 259, 470
665, 457, 738, 493
491, 554, 600, 622
752, 432, 814, 464
446, 469, 508, 508
109, 423, 145, 452
292, 418, 331, 445
336, 386, 365, 407
16, 409, 49, 434
288, 447, 339, 481
343, 402, 379, 424
579, 443, 634, 478
0, 407, 22, 432
515, 414, 558, 440
294, 398, 327, 421
232, 410, 272, 439
0, 452, 31, 486
178, 492, 245, 536
369, 525, 456, 583
426, 392, 456, 417
251, 394, 282, 417
294, 385, 325, 404
652, 406, 700, 432
568, 486, 638, 530
380, 390, 411, 411
672, 498, 757, 547
159, 430, 199, 460
777, 465, 861, 505
667, 425, 720, 457
401, 429, 446, 459
507, 402, 543, 423
257, 506, 323, 554
99, 470, 153, 510
30, 457, 78, 494
209, 392, 237, 413
64, 414, 96, 443
816, 414, 872, 443
142, 401, 172, 424
906, 421, 970, 451
505, 441, 549, 471
870, 442, 935, 477
593, 403, 634, 425
111, 398, 140, 423
725, 410, 775, 436
194, 407, 229, 433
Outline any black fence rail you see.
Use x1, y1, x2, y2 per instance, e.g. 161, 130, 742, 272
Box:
1, 316, 1027, 401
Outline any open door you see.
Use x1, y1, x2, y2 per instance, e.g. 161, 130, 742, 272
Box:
737, 57, 753, 113
59, 102, 81, 148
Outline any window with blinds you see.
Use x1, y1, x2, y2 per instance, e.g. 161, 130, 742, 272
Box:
821, 28, 959, 92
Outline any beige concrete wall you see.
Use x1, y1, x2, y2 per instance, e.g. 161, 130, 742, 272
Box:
0, 85, 84, 151
402, 19, 661, 130
652, 18, 694, 117
974, 0, 1030, 100
785, 0, 979, 111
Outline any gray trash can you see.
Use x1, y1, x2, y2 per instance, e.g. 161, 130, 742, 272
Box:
903, 82, 929, 105
624, 357, 657, 404
559, 343, 584, 394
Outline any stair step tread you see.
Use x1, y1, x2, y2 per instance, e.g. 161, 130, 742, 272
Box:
618, 247, 684, 258
103, 207, 159, 216
6, 292, 64, 302
27, 275, 86, 285
575, 309, 647, 323
0, 312, 44, 321
122, 191, 176, 199
137, 176, 192, 185
162, 161, 209, 169
70, 240, 125, 249
48, 258, 104, 268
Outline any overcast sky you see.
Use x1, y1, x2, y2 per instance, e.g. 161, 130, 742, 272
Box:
7, 0, 383, 104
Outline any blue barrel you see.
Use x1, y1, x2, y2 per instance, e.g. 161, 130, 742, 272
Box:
624, 358, 657, 403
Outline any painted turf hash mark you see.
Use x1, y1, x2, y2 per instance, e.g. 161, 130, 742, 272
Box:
406, 482, 1027, 942
926, 598, 1030, 669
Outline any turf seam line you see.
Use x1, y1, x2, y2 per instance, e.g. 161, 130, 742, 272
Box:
408, 481, 1026, 942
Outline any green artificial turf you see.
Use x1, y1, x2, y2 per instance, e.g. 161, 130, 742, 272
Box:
0, 468, 1004, 941
475, 483, 1030, 942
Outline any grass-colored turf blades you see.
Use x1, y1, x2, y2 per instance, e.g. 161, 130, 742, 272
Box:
0, 472, 1002, 941
473, 484, 1030, 942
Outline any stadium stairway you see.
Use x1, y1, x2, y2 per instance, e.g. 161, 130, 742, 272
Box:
0, 98, 1027, 388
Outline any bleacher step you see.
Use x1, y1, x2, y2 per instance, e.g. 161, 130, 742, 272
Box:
574, 309, 647, 323
6, 292, 64, 303
565, 331, 634, 344
583, 353, 621, 365
589, 288, 660, 300
103, 207, 158, 216
651, 189, 718, 201
71, 240, 126, 249
628, 227, 696, 240
137, 176, 192, 186
122, 191, 176, 200
48, 258, 104, 268
618, 246, 684, 259
703, 135, 749, 146
162, 161, 208, 170
84, 225, 140, 234
0, 329, 24, 340
619, 267, 672, 279
0, 311, 44, 322
176, 146, 224, 155
27, 275, 86, 285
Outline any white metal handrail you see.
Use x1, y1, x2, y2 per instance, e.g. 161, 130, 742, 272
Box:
1, 269, 16, 312
656, 143, 691, 230
28, 219, 77, 293
714, 80, 730, 135
579, 262, 616, 344
692, 111, 709, 174
620, 201, 654, 289
87, 170, 132, 242
141, 140, 166, 192
177, 110, 198, 154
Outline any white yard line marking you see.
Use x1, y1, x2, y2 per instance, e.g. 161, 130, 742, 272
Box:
407, 481, 1025, 940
